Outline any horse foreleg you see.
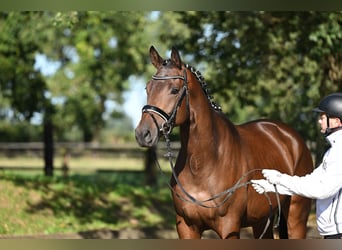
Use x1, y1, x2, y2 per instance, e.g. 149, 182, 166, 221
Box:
219, 216, 242, 239
176, 215, 202, 239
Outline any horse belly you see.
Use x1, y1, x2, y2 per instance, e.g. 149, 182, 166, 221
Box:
244, 192, 288, 225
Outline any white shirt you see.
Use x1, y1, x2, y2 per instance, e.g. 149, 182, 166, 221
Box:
276, 129, 342, 236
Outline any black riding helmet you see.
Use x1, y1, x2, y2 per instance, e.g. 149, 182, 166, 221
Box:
313, 93, 342, 136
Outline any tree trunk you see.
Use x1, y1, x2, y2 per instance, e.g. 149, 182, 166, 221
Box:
43, 118, 54, 176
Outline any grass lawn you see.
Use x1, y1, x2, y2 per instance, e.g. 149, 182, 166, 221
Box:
0, 155, 170, 172
0, 156, 320, 239
0, 156, 175, 237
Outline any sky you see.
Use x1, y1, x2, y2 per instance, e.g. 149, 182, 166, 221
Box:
123, 77, 146, 128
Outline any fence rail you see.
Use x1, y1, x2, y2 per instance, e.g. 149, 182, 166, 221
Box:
0, 142, 181, 158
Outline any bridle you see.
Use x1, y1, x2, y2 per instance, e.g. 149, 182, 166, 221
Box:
141, 67, 281, 239
142, 69, 189, 135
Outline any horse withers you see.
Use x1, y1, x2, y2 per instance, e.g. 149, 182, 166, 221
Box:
135, 46, 313, 239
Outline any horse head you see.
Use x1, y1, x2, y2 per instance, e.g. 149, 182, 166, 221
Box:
135, 46, 190, 147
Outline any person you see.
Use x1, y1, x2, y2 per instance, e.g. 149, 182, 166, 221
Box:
251, 93, 342, 239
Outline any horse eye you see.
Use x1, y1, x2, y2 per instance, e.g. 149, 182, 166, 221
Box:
171, 87, 180, 95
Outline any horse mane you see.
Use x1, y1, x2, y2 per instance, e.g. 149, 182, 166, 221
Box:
184, 63, 222, 112
161, 58, 222, 112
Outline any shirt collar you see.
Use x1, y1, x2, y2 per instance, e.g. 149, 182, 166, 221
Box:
326, 129, 342, 146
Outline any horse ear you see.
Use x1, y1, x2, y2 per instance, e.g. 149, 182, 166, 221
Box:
150, 46, 163, 68
171, 47, 182, 69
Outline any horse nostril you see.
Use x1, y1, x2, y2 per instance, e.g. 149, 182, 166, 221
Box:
143, 130, 151, 140
135, 126, 157, 147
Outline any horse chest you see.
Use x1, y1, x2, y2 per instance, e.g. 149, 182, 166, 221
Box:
173, 187, 228, 221
178, 201, 217, 223
174, 157, 229, 222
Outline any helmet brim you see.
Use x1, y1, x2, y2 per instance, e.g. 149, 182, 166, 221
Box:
312, 107, 324, 113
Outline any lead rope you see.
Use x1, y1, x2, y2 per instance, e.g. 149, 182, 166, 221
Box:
152, 130, 282, 239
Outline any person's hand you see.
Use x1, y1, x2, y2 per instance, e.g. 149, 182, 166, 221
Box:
262, 169, 283, 185
251, 179, 276, 194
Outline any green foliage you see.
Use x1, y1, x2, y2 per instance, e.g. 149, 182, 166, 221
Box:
0, 121, 42, 142
158, 11, 342, 159
0, 11, 152, 142
46, 11, 152, 142
1, 11, 341, 159
0, 12, 47, 120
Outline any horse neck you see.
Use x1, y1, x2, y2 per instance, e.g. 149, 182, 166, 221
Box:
177, 108, 241, 186
179, 93, 238, 161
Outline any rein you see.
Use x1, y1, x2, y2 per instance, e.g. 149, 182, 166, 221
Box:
143, 67, 282, 239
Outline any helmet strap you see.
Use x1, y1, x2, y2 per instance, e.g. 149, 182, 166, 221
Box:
324, 115, 342, 136
325, 114, 332, 136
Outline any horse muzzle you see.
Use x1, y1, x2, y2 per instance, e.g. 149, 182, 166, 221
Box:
135, 121, 160, 148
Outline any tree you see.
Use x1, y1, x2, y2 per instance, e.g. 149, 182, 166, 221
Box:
0, 12, 56, 175
0, 11, 155, 176
0, 12, 47, 120
44, 11, 152, 142
158, 11, 342, 160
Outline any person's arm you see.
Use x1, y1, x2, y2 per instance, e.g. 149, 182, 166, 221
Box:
263, 151, 342, 199
251, 179, 294, 195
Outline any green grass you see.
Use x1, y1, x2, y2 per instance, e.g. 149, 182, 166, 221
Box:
0, 156, 170, 173
0, 156, 320, 239
0, 162, 175, 236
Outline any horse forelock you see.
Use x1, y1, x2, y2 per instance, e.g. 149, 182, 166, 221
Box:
162, 59, 172, 67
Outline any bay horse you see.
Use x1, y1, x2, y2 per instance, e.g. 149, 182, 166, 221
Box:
135, 46, 313, 239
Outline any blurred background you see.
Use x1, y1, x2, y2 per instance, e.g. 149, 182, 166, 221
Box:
0, 11, 340, 238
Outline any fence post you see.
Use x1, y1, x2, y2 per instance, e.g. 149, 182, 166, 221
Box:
61, 148, 70, 177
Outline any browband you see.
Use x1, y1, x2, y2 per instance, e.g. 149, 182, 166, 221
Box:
152, 75, 185, 81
